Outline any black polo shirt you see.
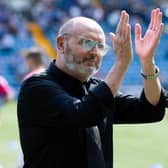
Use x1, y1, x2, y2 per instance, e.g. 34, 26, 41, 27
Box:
17, 60, 165, 168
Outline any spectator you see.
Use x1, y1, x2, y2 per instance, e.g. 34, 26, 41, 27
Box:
21, 46, 48, 81
0, 75, 13, 108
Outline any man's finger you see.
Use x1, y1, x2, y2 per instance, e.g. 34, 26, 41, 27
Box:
122, 12, 129, 33
156, 12, 162, 30
116, 10, 126, 34
156, 23, 163, 42
149, 9, 158, 30
135, 23, 142, 41
125, 24, 131, 40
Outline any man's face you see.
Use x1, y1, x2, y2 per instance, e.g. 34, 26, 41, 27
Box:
62, 32, 106, 80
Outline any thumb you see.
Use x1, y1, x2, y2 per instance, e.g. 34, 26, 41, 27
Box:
109, 32, 115, 48
109, 32, 115, 41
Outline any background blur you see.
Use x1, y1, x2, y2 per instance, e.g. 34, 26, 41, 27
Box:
0, 0, 167, 96
0, 0, 168, 168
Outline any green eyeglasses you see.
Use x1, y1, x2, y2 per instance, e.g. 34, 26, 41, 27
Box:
62, 33, 110, 56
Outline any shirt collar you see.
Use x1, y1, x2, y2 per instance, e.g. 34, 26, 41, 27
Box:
46, 60, 85, 88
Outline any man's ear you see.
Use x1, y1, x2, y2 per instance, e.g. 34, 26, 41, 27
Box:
57, 36, 64, 53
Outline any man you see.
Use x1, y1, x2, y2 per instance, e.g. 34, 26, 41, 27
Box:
22, 46, 47, 81
17, 8, 165, 168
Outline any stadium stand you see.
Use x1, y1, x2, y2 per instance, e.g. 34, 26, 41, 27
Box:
0, 0, 168, 96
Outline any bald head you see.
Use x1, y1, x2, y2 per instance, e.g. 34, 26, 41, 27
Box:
58, 17, 104, 36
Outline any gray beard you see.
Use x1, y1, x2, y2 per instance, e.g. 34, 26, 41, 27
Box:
66, 60, 98, 79
63, 42, 100, 79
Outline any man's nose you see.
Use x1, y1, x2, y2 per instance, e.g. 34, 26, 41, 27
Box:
90, 44, 99, 53
90, 45, 103, 57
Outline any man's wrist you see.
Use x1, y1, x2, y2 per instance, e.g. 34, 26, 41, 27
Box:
141, 65, 160, 80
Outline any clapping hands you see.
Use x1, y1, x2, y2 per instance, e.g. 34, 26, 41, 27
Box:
111, 8, 163, 67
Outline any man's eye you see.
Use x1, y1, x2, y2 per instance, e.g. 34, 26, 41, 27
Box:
84, 39, 96, 48
98, 44, 105, 49
85, 39, 94, 45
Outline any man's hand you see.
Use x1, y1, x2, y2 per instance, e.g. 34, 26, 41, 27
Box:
135, 8, 163, 105
105, 11, 132, 96
135, 8, 163, 66
110, 10, 133, 68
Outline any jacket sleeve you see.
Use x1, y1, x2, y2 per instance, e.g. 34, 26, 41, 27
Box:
113, 88, 165, 124
161, 87, 168, 107
17, 79, 115, 128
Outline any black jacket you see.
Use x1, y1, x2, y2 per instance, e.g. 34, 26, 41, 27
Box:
17, 60, 165, 168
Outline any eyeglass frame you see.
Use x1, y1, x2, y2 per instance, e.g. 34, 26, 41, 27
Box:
61, 33, 110, 56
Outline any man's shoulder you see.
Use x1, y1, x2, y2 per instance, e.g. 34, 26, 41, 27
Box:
21, 71, 58, 89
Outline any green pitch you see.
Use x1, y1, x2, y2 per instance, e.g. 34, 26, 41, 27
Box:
114, 113, 168, 168
0, 101, 168, 168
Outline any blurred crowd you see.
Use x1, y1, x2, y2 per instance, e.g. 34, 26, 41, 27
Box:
0, 0, 168, 103
0, 0, 167, 37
